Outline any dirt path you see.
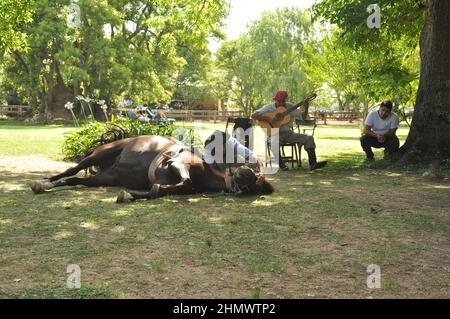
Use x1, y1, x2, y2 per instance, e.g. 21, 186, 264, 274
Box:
0, 155, 73, 175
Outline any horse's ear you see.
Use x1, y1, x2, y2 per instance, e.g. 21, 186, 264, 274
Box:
259, 180, 275, 195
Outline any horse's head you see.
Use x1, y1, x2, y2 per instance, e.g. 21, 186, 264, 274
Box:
232, 166, 274, 196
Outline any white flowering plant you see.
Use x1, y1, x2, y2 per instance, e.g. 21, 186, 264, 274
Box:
97, 100, 109, 121
65, 95, 114, 124
64, 102, 79, 126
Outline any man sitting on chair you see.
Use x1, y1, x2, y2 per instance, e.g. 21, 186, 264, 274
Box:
251, 90, 327, 171
361, 100, 400, 162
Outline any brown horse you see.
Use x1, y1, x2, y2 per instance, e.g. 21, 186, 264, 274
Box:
30, 135, 274, 202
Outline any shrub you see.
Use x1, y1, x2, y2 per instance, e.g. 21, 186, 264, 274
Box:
62, 116, 200, 162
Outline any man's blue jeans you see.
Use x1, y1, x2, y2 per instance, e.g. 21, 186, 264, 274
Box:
360, 134, 400, 159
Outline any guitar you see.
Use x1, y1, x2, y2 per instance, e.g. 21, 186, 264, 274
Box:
258, 93, 317, 135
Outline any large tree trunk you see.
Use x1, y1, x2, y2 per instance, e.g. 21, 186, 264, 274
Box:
397, 0, 450, 165
45, 60, 73, 120
47, 81, 73, 120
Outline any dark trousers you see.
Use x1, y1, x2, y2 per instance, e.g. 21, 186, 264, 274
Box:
360, 134, 400, 159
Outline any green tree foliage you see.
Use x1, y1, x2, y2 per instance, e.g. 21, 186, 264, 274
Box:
311, 0, 425, 108
303, 30, 360, 111
313, 0, 450, 165
304, 29, 419, 119
0, 0, 35, 52
310, 1, 422, 120
0, 0, 228, 118
172, 45, 217, 106
215, 7, 313, 115
312, 0, 425, 48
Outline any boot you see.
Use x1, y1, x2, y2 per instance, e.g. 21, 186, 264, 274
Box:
306, 148, 327, 171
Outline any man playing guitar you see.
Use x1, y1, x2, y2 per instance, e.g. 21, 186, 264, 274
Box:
251, 90, 328, 171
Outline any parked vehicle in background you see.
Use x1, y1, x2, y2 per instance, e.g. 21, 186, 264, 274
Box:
169, 100, 187, 110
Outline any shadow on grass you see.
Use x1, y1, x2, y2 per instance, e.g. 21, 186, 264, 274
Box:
320, 151, 395, 171
319, 136, 362, 141
319, 150, 448, 176
0, 169, 270, 225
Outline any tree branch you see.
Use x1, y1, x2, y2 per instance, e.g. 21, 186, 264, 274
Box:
10, 50, 29, 74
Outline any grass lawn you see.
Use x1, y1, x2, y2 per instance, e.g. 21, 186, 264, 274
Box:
0, 119, 449, 298
0, 121, 75, 160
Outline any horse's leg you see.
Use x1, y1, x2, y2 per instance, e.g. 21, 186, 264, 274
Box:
48, 144, 122, 182
32, 170, 118, 193
54, 171, 118, 188
159, 158, 194, 194
31, 142, 123, 193
116, 186, 160, 203
116, 159, 195, 203
31, 155, 100, 194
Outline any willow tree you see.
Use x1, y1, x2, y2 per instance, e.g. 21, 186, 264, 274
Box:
215, 7, 313, 115
314, 0, 450, 166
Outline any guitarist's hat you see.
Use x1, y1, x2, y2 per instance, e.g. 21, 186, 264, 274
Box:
272, 90, 288, 102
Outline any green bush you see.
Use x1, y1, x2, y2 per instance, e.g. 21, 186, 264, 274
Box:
62, 116, 200, 162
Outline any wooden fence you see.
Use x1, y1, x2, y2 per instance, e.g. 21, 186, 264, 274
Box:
0, 105, 32, 117
116, 108, 244, 122
312, 111, 362, 124
0, 105, 361, 124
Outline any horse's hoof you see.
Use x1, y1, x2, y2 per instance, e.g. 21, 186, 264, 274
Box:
116, 190, 133, 203
30, 180, 51, 194
149, 184, 160, 199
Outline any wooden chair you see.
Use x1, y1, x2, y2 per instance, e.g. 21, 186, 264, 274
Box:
265, 139, 301, 169
295, 119, 317, 136
265, 119, 317, 169
295, 119, 317, 166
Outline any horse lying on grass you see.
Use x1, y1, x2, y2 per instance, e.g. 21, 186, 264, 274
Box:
30, 135, 274, 203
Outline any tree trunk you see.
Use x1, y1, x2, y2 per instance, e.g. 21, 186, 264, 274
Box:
344, 95, 351, 111
362, 96, 370, 121
337, 92, 344, 111
45, 60, 73, 120
397, 0, 450, 165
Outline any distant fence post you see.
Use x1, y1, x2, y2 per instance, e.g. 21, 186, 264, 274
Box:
0, 105, 32, 117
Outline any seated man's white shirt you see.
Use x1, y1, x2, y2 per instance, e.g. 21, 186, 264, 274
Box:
254, 102, 304, 133
365, 108, 399, 136
204, 136, 253, 164
226, 137, 253, 163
